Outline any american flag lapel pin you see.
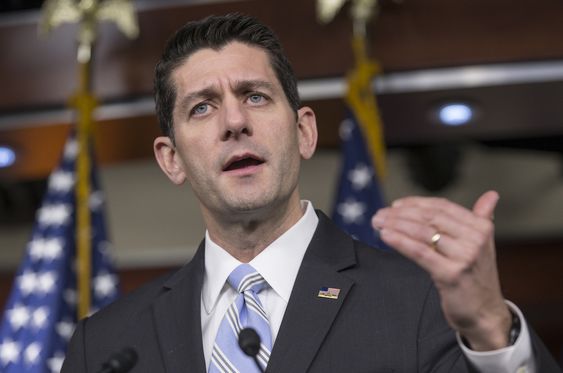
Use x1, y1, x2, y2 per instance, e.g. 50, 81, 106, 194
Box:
318, 287, 341, 299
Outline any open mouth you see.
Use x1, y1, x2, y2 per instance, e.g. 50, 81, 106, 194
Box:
223, 155, 265, 171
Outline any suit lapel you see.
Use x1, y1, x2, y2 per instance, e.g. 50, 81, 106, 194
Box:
153, 243, 207, 373
266, 212, 356, 373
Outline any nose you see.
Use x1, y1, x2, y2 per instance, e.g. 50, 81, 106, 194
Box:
221, 98, 252, 141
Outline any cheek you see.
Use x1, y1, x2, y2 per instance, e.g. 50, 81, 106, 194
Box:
174, 141, 206, 180
276, 135, 302, 173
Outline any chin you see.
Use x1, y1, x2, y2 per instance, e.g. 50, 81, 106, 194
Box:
224, 193, 279, 214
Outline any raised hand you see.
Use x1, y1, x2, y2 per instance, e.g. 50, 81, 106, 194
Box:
372, 191, 512, 351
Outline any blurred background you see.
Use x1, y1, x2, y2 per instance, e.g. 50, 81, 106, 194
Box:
0, 0, 562, 363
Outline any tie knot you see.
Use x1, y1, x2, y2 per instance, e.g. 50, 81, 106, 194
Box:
228, 264, 267, 294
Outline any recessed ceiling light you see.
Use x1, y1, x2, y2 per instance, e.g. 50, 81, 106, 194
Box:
438, 103, 473, 126
0, 146, 16, 168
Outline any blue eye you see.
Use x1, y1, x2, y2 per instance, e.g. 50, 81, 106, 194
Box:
192, 103, 208, 115
248, 94, 264, 104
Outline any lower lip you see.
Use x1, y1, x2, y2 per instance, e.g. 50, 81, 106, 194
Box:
223, 163, 264, 177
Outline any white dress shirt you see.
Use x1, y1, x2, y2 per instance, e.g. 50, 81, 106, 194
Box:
201, 201, 318, 368
200, 201, 535, 372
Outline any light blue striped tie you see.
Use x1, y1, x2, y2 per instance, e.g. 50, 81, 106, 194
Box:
209, 264, 272, 373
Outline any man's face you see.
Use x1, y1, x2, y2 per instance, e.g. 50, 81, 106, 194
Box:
154, 42, 317, 221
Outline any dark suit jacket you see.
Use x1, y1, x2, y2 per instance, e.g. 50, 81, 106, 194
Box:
62, 212, 560, 372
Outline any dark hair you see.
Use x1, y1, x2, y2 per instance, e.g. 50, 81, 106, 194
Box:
154, 13, 300, 141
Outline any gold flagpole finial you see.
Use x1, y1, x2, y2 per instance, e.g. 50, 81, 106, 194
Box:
316, 0, 379, 36
40, 0, 139, 62
351, 0, 378, 37
316, 0, 348, 24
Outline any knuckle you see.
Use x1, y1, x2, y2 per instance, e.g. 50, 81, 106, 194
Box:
411, 243, 431, 261
439, 268, 457, 285
464, 246, 480, 263
442, 262, 471, 285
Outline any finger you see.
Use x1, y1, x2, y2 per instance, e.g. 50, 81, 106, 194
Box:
373, 206, 486, 247
392, 196, 477, 224
472, 190, 499, 219
428, 231, 476, 261
379, 228, 455, 280
376, 214, 471, 260
390, 195, 496, 233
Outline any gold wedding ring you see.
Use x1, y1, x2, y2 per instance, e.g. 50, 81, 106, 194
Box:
430, 232, 441, 250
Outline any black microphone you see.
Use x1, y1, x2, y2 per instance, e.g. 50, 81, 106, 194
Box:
238, 327, 265, 373
96, 347, 138, 373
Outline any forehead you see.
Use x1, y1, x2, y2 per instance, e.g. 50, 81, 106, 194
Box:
172, 42, 279, 94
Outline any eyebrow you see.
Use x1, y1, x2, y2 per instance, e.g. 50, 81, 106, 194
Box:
232, 79, 276, 95
177, 87, 219, 115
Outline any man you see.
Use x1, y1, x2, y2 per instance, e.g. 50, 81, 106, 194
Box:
62, 13, 560, 372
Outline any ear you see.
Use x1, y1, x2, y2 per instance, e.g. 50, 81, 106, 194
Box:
296, 106, 318, 160
153, 136, 187, 185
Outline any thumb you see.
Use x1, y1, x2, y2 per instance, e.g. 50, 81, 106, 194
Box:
473, 190, 500, 219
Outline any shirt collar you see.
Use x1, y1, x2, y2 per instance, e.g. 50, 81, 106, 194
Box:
202, 201, 319, 314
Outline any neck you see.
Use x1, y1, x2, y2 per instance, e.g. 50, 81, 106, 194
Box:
203, 195, 305, 262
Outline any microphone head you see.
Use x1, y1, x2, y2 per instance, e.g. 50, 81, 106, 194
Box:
238, 327, 261, 357
102, 347, 138, 373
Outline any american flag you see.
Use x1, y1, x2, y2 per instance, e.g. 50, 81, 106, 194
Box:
332, 110, 387, 249
317, 287, 341, 300
332, 43, 388, 250
0, 133, 120, 373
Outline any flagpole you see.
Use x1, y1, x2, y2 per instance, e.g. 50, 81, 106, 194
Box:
348, 0, 387, 179
62, 0, 100, 320
347, 34, 387, 180
72, 53, 97, 319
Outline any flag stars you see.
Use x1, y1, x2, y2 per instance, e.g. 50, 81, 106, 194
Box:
0, 339, 21, 366
48, 170, 75, 193
56, 321, 75, 341
339, 119, 354, 141
337, 199, 366, 224
16, 271, 58, 296
6, 304, 50, 331
28, 238, 64, 262
348, 164, 373, 191
36, 272, 58, 294
37, 204, 72, 227
63, 289, 78, 306
89, 190, 105, 211
93, 273, 118, 299
47, 352, 65, 373
97, 241, 112, 260
24, 342, 41, 365
6, 304, 30, 331
1, 134, 121, 371
17, 271, 38, 296
31, 307, 50, 329
63, 138, 79, 160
